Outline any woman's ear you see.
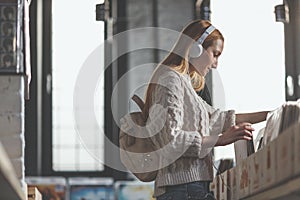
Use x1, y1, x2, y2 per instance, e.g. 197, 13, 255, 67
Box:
189, 43, 203, 58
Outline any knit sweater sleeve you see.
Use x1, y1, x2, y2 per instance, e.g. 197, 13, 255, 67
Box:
148, 71, 202, 160
200, 98, 236, 135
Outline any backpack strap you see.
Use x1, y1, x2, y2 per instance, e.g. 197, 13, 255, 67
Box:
132, 95, 144, 111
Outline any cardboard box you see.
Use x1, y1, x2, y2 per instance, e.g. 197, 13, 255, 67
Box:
27, 186, 42, 200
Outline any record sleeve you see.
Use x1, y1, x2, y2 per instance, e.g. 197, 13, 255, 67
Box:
68, 177, 114, 200
114, 181, 155, 200
25, 176, 67, 200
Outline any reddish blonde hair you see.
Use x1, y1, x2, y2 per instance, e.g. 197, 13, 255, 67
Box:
143, 20, 224, 117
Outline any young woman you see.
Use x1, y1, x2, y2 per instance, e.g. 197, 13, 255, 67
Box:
137, 20, 269, 200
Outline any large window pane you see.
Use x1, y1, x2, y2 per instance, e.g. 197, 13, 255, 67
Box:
52, 0, 105, 171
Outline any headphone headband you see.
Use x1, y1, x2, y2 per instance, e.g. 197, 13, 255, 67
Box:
197, 25, 216, 44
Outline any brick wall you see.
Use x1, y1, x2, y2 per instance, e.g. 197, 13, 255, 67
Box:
0, 75, 25, 188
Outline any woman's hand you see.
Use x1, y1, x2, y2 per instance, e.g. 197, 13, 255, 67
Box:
216, 122, 254, 146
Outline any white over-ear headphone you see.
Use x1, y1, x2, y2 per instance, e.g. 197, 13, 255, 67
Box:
189, 25, 216, 58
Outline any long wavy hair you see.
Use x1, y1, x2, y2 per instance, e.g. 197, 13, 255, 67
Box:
143, 20, 224, 117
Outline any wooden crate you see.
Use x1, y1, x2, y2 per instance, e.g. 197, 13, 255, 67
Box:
226, 169, 231, 200
215, 175, 220, 200
276, 125, 295, 184
237, 159, 250, 199
249, 148, 263, 194
260, 139, 277, 191
293, 123, 300, 176
209, 177, 216, 198
229, 167, 238, 200
219, 171, 227, 200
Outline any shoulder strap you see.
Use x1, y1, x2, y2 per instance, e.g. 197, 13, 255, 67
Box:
132, 95, 144, 111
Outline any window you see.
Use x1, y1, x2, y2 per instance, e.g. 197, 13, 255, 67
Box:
52, 0, 105, 171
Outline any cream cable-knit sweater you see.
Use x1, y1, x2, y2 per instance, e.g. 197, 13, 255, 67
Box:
146, 67, 236, 197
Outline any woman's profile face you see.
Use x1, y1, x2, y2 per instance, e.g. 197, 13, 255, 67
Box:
190, 39, 224, 76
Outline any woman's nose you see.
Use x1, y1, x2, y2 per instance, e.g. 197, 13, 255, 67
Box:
212, 60, 218, 68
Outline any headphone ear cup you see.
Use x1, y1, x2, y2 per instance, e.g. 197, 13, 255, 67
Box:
189, 43, 203, 58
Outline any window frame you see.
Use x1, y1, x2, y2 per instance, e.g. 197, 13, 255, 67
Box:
25, 0, 128, 179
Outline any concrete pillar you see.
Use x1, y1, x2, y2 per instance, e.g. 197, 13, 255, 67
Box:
125, 0, 195, 109
284, 0, 300, 100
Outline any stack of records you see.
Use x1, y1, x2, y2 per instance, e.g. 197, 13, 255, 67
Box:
262, 100, 300, 146
262, 106, 283, 146
278, 101, 300, 134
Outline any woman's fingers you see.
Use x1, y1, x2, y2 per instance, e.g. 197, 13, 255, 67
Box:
235, 122, 255, 131
236, 135, 252, 141
220, 123, 255, 145
233, 123, 255, 139
239, 130, 253, 137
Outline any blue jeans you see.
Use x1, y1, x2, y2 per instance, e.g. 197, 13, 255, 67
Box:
156, 181, 216, 200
